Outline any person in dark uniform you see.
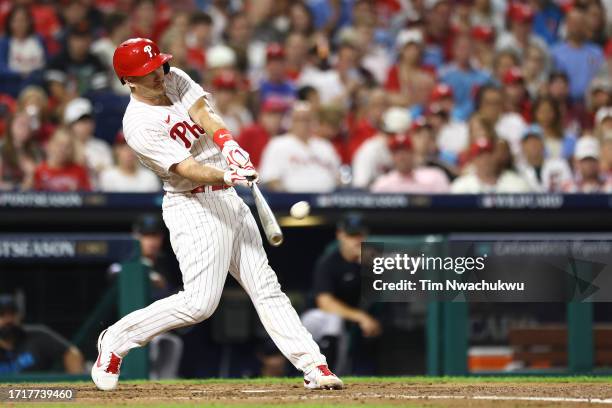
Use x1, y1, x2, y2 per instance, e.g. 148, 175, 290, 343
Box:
302, 213, 382, 373
0, 295, 84, 374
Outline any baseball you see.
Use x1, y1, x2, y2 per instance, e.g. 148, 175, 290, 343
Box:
290, 201, 310, 219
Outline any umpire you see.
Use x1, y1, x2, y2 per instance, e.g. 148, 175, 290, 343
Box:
302, 213, 382, 374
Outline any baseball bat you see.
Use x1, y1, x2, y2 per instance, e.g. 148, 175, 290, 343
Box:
250, 182, 284, 247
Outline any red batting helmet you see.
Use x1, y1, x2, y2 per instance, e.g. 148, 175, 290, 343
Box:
113, 38, 173, 84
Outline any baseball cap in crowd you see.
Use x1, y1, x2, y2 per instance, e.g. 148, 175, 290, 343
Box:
589, 77, 612, 94
337, 212, 368, 236
396, 29, 424, 50
521, 124, 543, 141
595, 107, 612, 126
388, 134, 413, 152
0, 295, 18, 314
508, 3, 535, 23
261, 97, 289, 114
212, 71, 238, 90
430, 83, 453, 101
469, 138, 495, 158
206, 45, 236, 69
133, 214, 165, 235
381, 107, 412, 134
575, 137, 600, 160
424, 0, 448, 10
64, 97, 93, 124
471, 25, 495, 43
266, 43, 285, 60
502, 67, 524, 85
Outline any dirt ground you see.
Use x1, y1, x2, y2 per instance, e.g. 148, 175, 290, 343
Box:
5, 380, 611, 407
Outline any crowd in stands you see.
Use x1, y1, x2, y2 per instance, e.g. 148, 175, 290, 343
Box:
0, 0, 612, 194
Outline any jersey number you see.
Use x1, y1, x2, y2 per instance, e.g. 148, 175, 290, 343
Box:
170, 121, 206, 148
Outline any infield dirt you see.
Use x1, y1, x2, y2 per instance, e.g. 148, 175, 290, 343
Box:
4, 379, 612, 407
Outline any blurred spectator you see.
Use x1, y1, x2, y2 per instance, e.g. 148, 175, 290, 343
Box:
159, 10, 190, 51
284, 32, 309, 81
352, 107, 411, 189
237, 98, 287, 168
16, 86, 55, 143
258, 43, 296, 106
492, 48, 520, 84
32, 128, 91, 192
352, 16, 391, 85
585, 77, 612, 130
517, 125, 573, 192
470, 0, 505, 32
531, 0, 564, 46
547, 71, 582, 135
584, 0, 607, 46
44, 22, 108, 104
0, 6, 46, 79
317, 104, 349, 164
210, 71, 252, 135
563, 136, 612, 193
451, 138, 531, 193
385, 29, 435, 108
370, 133, 450, 193
166, 33, 201, 83
186, 12, 213, 72
495, 2, 546, 57
204, 44, 238, 88
63, 98, 112, 183
301, 213, 381, 372
439, 33, 491, 120
0, 294, 84, 374
532, 96, 577, 160
471, 25, 497, 72
288, 2, 315, 36
502, 67, 531, 121
0, 112, 43, 190
422, 0, 452, 68
433, 84, 470, 159
551, 8, 604, 102
92, 12, 132, 95
297, 85, 321, 113
347, 87, 388, 158
131, 0, 167, 43
259, 102, 340, 192
99, 132, 160, 192
595, 107, 612, 141
595, 41, 612, 82
522, 44, 550, 98
410, 116, 457, 180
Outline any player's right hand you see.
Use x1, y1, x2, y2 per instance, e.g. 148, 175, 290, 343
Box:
223, 166, 259, 187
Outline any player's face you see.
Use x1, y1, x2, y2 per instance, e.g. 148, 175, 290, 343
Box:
128, 67, 166, 96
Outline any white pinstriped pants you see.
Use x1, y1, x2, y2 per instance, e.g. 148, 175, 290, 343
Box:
105, 188, 326, 373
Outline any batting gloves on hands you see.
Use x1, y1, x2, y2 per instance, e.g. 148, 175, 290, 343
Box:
213, 129, 255, 170
224, 166, 259, 187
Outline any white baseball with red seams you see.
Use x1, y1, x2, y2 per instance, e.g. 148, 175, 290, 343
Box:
91, 66, 340, 390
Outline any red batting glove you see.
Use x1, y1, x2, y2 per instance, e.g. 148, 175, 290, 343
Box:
213, 129, 254, 169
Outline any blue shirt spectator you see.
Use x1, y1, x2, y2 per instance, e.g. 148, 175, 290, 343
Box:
532, 2, 564, 46
439, 63, 490, 120
550, 9, 604, 101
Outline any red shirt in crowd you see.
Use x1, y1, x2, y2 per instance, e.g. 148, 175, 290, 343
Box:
236, 124, 271, 168
33, 162, 91, 192
347, 118, 378, 159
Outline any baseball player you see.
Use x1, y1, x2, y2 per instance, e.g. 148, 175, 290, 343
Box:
91, 38, 343, 391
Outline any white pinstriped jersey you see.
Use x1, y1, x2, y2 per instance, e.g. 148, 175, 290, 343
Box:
122, 67, 228, 192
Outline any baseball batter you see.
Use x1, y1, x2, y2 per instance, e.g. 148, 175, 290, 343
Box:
91, 38, 343, 391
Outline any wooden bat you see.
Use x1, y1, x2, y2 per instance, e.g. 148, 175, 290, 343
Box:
250, 182, 284, 246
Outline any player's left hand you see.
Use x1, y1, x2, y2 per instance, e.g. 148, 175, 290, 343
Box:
224, 166, 259, 187
221, 140, 254, 169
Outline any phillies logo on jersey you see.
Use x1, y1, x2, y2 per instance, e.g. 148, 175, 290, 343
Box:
170, 120, 206, 148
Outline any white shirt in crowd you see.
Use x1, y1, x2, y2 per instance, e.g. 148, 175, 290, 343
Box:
259, 133, 341, 192
437, 121, 469, 156
8, 37, 45, 75
123, 67, 228, 193
496, 113, 528, 157
99, 166, 161, 192
517, 158, 573, 192
84, 138, 114, 173
451, 170, 532, 193
352, 136, 392, 189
